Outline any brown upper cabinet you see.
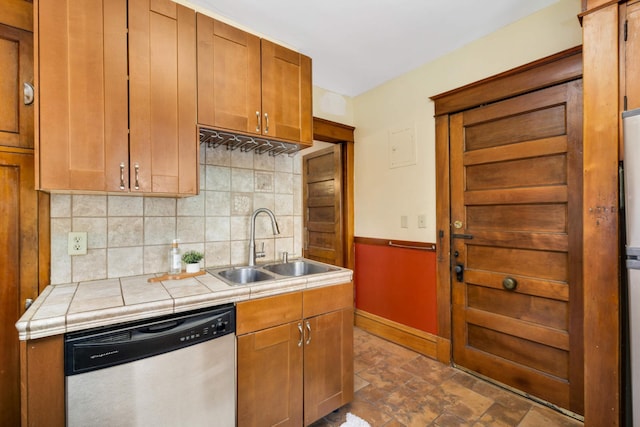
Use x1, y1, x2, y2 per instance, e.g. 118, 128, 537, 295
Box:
35, 0, 198, 195
196, 14, 313, 146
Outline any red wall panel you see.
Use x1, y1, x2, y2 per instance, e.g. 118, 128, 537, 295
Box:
354, 242, 437, 334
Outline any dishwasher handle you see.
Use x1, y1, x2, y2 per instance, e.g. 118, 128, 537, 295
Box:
139, 320, 181, 334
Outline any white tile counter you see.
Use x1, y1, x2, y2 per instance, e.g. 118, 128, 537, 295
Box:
16, 263, 353, 340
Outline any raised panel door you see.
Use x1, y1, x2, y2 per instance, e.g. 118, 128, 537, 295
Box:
303, 145, 344, 266
0, 23, 32, 149
197, 14, 262, 135
451, 81, 584, 414
36, 0, 129, 191
303, 308, 354, 425
0, 151, 41, 426
237, 322, 304, 427
128, 0, 197, 195
261, 39, 312, 144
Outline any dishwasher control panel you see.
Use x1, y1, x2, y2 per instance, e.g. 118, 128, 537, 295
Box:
65, 304, 236, 375
179, 311, 233, 343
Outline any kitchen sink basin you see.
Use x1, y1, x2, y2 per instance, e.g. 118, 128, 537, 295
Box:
213, 267, 275, 285
262, 260, 336, 277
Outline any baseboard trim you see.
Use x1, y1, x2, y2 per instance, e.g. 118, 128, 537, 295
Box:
354, 309, 450, 363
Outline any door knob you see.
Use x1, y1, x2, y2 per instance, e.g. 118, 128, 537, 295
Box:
502, 277, 518, 291
454, 264, 464, 282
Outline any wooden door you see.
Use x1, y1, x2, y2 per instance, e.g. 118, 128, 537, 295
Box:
196, 14, 261, 135
237, 322, 303, 427
37, 0, 129, 192
0, 150, 40, 426
303, 145, 344, 266
261, 39, 312, 145
303, 308, 354, 425
129, 0, 197, 195
0, 23, 32, 149
450, 81, 584, 414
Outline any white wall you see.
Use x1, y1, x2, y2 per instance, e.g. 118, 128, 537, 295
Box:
351, 0, 582, 242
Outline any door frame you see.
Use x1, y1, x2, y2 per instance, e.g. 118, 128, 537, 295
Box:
431, 47, 584, 370
310, 117, 355, 270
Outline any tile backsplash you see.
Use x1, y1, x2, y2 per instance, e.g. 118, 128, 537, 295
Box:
50, 144, 303, 284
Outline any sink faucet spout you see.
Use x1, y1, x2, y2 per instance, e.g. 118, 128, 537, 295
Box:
249, 208, 280, 266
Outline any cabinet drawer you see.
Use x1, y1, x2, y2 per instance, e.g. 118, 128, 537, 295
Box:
303, 282, 353, 318
236, 291, 302, 335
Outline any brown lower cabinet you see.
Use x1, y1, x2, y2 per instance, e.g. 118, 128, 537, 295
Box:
237, 283, 354, 427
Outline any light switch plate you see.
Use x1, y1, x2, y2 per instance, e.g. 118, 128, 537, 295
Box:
68, 232, 87, 255
400, 215, 408, 228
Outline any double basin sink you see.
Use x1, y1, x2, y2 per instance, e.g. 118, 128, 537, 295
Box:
208, 259, 339, 286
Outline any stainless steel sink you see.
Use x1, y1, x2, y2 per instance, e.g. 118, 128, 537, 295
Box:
213, 267, 275, 285
262, 260, 336, 277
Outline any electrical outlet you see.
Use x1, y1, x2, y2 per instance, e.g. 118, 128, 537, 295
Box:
68, 232, 88, 255
400, 215, 408, 228
418, 214, 427, 228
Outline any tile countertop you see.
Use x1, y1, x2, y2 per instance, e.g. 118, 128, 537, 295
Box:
16, 262, 353, 341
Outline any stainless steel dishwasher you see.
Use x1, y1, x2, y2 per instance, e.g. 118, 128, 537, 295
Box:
64, 304, 236, 427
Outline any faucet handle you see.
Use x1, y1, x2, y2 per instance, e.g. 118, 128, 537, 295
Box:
256, 242, 266, 259
282, 251, 289, 263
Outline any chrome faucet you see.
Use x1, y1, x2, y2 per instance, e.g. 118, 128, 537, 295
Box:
248, 208, 280, 266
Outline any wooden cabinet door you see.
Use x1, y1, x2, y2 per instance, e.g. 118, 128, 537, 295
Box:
129, 0, 197, 195
196, 14, 261, 135
261, 40, 312, 145
36, 0, 129, 191
237, 322, 303, 427
0, 150, 41, 427
0, 22, 33, 149
303, 308, 354, 425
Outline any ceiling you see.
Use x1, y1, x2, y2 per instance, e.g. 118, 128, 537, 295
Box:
188, 0, 561, 97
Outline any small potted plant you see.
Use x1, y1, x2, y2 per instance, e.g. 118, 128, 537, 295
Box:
182, 250, 204, 273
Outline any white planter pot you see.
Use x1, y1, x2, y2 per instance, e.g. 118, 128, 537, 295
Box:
185, 263, 200, 273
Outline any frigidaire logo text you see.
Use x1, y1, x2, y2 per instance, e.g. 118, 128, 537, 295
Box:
90, 350, 119, 359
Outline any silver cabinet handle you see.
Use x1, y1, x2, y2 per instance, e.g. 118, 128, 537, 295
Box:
119, 162, 126, 190
297, 322, 303, 347
23, 82, 34, 105
25, 298, 33, 311
305, 320, 311, 345
255, 111, 261, 132
134, 163, 140, 190
264, 113, 269, 134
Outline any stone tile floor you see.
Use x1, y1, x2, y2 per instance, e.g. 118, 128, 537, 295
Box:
310, 327, 584, 427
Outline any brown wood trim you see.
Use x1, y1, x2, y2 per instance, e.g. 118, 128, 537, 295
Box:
0, 0, 33, 32
354, 236, 436, 252
309, 117, 356, 270
436, 336, 451, 365
313, 117, 355, 143
355, 309, 439, 359
582, 3, 621, 425
21, 336, 65, 427
344, 142, 355, 271
579, 0, 620, 16
38, 191, 50, 293
435, 115, 452, 341
431, 46, 583, 116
